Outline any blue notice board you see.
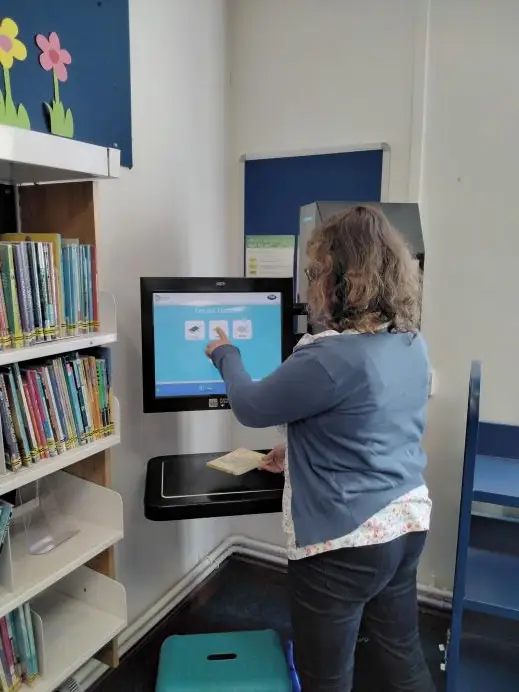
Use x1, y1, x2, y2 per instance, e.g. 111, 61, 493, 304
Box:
244, 150, 384, 239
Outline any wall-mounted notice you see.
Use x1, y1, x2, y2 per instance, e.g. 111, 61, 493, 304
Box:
245, 235, 295, 278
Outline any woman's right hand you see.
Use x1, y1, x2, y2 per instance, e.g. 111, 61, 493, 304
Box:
259, 443, 286, 473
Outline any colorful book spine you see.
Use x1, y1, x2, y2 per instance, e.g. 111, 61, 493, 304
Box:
91, 244, 99, 330
0, 501, 12, 552
22, 380, 45, 461
71, 357, 90, 442
13, 365, 39, 464
26, 242, 44, 343
12, 607, 31, 683
0, 281, 10, 350
0, 616, 16, 690
62, 245, 72, 336
96, 360, 107, 435
6, 613, 20, 683
2, 605, 39, 684
83, 356, 100, 439
52, 359, 77, 448
0, 636, 9, 692
86, 245, 94, 332
22, 604, 37, 683
99, 349, 113, 433
0, 380, 20, 471
72, 243, 81, 334
40, 367, 66, 454
1, 350, 113, 471
0, 236, 99, 350
64, 359, 86, 444
79, 245, 86, 334
34, 372, 57, 457
12, 243, 35, 348
4, 371, 31, 466
36, 243, 51, 342
44, 243, 57, 341
48, 365, 70, 449
0, 245, 22, 349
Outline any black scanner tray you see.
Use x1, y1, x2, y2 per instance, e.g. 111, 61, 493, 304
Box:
145, 452, 284, 520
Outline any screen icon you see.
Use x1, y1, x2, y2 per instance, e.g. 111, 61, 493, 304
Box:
185, 320, 205, 340
209, 320, 229, 339
233, 319, 253, 340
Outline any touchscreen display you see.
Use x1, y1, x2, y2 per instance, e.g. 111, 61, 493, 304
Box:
153, 292, 282, 398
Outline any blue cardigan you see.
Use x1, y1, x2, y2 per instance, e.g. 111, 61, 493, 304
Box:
211, 331, 429, 547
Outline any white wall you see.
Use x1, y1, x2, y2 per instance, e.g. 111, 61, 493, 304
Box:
418, 0, 519, 587
227, 0, 519, 592
226, 0, 427, 275
226, 0, 432, 569
96, 0, 232, 623
94, 0, 519, 619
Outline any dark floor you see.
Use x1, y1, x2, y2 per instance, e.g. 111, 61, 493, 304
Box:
91, 555, 448, 691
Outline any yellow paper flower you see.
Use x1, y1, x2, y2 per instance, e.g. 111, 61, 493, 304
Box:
0, 18, 27, 69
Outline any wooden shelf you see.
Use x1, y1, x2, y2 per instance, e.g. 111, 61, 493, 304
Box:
0, 125, 120, 184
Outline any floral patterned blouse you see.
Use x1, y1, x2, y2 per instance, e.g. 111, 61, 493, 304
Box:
281, 329, 432, 561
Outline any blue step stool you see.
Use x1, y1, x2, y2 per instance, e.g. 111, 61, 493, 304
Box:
155, 630, 292, 691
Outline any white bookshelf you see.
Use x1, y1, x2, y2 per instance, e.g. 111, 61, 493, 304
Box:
30, 569, 126, 692
0, 291, 117, 369
0, 472, 123, 619
0, 397, 120, 494
0, 124, 120, 185
0, 332, 117, 368
0, 136, 126, 692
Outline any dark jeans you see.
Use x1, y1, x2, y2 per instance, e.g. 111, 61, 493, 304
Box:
288, 531, 436, 692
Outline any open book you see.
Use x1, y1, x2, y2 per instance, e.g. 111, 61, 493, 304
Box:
206, 448, 265, 476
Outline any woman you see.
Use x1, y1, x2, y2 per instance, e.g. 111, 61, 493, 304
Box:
205, 205, 435, 692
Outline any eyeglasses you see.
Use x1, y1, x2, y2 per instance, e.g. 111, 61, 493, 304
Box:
305, 268, 315, 282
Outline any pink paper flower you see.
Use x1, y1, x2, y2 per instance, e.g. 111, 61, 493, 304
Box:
36, 32, 71, 82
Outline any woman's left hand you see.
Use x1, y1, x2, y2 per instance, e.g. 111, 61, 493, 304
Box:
205, 327, 231, 358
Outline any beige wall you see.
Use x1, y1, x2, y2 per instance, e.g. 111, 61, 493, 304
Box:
227, 0, 519, 591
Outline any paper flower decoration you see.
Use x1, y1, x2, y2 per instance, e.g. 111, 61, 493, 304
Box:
0, 18, 27, 68
36, 32, 74, 138
0, 18, 30, 129
36, 32, 71, 82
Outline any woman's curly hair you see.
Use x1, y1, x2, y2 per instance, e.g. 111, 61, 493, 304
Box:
306, 205, 421, 333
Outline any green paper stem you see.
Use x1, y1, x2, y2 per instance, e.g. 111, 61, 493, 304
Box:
3, 66, 13, 109
0, 65, 30, 129
53, 69, 60, 104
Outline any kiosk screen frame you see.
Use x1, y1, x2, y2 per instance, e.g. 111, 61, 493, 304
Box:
140, 277, 294, 413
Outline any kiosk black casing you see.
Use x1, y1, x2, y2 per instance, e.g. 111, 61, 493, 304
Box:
140, 276, 294, 414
